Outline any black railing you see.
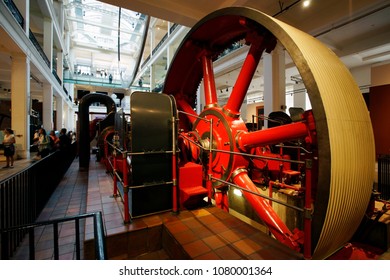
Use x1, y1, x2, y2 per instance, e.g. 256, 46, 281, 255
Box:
3, 0, 24, 28
29, 30, 50, 68
140, 24, 180, 70
152, 33, 168, 56
0, 145, 76, 258
141, 54, 151, 69
378, 154, 390, 201
169, 23, 178, 34
1, 212, 106, 260
52, 69, 62, 85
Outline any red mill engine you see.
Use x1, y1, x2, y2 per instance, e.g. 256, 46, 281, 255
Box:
78, 7, 387, 260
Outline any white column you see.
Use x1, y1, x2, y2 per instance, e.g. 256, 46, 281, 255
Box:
67, 85, 75, 130
58, 1, 65, 33
62, 102, 69, 130
44, 17, 53, 70
240, 98, 248, 123
57, 50, 63, 84
150, 26, 155, 57
56, 96, 64, 131
11, 54, 30, 159
42, 84, 54, 131
149, 64, 155, 90
293, 83, 306, 110
69, 106, 76, 132
166, 45, 173, 74
263, 44, 286, 127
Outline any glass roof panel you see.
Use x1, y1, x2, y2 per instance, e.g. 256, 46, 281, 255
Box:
64, 0, 148, 87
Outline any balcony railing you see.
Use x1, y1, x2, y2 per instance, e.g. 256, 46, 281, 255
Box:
29, 30, 50, 68
3, 0, 24, 28
52, 69, 62, 85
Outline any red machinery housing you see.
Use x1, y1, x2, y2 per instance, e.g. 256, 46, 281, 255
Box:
87, 7, 385, 260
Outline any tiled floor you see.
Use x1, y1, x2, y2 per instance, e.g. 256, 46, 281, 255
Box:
8, 155, 390, 260
11, 158, 89, 260
10, 155, 303, 260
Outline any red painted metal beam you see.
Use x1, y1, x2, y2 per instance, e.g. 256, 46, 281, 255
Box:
176, 98, 198, 125
202, 55, 218, 107
232, 169, 300, 251
223, 36, 265, 117
238, 122, 309, 150
122, 151, 130, 223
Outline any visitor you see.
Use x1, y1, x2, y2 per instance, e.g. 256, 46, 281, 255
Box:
2, 128, 15, 168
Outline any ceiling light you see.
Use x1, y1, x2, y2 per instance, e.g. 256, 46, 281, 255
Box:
303, 0, 310, 7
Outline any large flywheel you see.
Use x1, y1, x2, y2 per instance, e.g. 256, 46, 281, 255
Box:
163, 7, 375, 260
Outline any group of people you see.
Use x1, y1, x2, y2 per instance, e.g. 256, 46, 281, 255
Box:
32, 128, 74, 160
1, 127, 76, 168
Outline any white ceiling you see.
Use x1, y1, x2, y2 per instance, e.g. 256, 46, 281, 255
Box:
101, 0, 390, 79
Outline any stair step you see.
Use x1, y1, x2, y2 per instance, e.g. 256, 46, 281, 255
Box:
181, 185, 208, 197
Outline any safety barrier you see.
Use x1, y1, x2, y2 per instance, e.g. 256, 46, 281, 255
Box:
0, 145, 76, 258
0, 211, 106, 260
106, 141, 177, 223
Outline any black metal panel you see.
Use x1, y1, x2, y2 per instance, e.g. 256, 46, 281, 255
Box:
378, 155, 390, 201
114, 108, 128, 150
129, 92, 177, 217
78, 93, 115, 168
128, 184, 173, 218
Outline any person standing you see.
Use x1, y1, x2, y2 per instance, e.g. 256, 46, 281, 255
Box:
2, 128, 15, 168
58, 128, 71, 151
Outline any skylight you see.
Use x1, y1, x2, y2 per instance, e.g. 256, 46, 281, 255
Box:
64, 0, 148, 87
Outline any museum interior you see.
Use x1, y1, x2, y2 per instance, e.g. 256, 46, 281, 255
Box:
0, 0, 389, 260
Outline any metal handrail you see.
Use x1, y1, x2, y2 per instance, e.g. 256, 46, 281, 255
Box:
0, 212, 106, 260
177, 131, 306, 165
3, 0, 24, 28
0, 145, 77, 259
211, 176, 304, 213
29, 29, 50, 68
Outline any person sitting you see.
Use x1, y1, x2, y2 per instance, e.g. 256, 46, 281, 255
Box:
33, 128, 51, 160
49, 130, 60, 151
30, 129, 40, 152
